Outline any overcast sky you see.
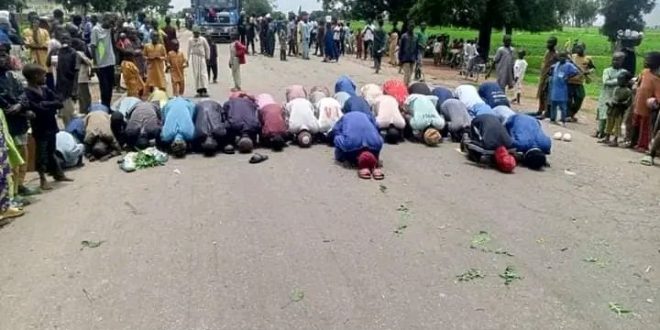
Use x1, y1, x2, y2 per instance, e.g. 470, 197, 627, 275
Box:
171, 0, 322, 13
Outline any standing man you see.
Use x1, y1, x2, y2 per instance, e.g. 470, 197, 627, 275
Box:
398, 21, 418, 86
259, 16, 268, 54
415, 22, 428, 81
372, 19, 386, 74
316, 19, 325, 57
492, 35, 515, 91
536, 36, 558, 117
246, 15, 256, 55
568, 43, 595, 121
207, 39, 218, 83
91, 14, 116, 108
301, 15, 311, 60
238, 12, 247, 45
362, 20, 373, 60
287, 15, 296, 56
188, 27, 210, 97
162, 16, 177, 53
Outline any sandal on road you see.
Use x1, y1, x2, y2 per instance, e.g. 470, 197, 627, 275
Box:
641, 155, 654, 166
249, 153, 269, 164
372, 168, 385, 180
358, 168, 372, 179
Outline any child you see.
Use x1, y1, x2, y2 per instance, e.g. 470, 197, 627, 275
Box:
278, 27, 287, 61
121, 51, 145, 98
20, 64, 73, 190
229, 33, 247, 91
595, 52, 626, 138
73, 38, 93, 114
548, 52, 579, 126
167, 39, 187, 96
432, 36, 442, 66
600, 71, 633, 147
513, 50, 528, 104
143, 31, 167, 93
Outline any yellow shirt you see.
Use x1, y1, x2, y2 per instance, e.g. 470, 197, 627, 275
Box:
24, 27, 50, 68
569, 54, 593, 85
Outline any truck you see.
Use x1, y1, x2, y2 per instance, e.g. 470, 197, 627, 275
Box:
191, 0, 241, 43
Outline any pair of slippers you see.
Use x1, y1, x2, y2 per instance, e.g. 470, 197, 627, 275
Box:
249, 153, 268, 164
552, 132, 572, 142
358, 168, 385, 180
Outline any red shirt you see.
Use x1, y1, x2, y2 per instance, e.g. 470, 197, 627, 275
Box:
259, 103, 287, 137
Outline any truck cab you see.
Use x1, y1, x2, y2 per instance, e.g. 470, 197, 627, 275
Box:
192, 0, 241, 43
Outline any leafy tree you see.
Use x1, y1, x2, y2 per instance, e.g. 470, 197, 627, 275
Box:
600, 0, 656, 41
271, 11, 286, 20
409, 0, 569, 58
567, 0, 600, 27
242, 0, 273, 16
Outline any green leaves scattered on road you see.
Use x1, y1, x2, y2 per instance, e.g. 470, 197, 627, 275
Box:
608, 302, 632, 316
289, 288, 305, 302
394, 203, 411, 235
470, 231, 492, 248
456, 269, 485, 282
499, 266, 522, 286
583, 257, 609, 268
379, 184, 387, 193
80, 240, 105, 250
470, 231, 514, 256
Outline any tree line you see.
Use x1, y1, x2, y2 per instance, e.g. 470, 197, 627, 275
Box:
322, 0, 656, 56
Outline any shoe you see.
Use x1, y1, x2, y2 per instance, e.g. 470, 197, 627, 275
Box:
18, 185, 40, 196
223, 145, 236, 154
0, 207, 25, 221
249, 153, 269, 164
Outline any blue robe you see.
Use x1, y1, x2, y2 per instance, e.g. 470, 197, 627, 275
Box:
334, 75, 356, 96
325, 28, 338, 60
432, 87, 455, 108
478, 82, 510, 108
342, 96, 371, 115
333, 111, 383, 162
161, 97, 196, 143
470, 103, 495, 118
65, 117, 85, 143
505, 114, 551, 154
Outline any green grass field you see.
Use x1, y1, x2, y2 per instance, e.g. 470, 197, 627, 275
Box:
352, 23, 660, 100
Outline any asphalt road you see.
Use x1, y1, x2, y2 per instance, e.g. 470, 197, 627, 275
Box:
1, 33, 659, 330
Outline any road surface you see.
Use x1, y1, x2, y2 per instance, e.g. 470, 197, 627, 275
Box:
1, 33, 659, 330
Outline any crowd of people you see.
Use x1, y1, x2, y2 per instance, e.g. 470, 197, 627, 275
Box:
0, 8, 659, 224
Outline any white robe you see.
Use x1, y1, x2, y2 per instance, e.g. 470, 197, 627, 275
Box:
188, 36, 210, 91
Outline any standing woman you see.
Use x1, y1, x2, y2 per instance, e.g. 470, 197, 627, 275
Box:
188, 27, 210, 97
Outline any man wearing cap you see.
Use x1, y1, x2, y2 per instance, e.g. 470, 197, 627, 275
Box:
505, 113, 551, 170
404, 94, 445, 146
439, 99, 471, 142
286, 97, 319, 147
194, 99, 228, 156
259, 102, 288, 151
333, 111, 384, 180
224, 95, 261, 153
123, 101, 162, 150
373, 94, 406, 144
161, 97, 196, 157
461, 113, 515, 172
84, 109, 122, 161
